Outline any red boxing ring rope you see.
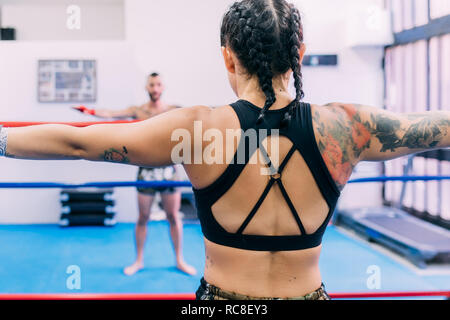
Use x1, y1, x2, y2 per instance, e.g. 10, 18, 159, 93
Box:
0, 120, 140, 128
0, 291, 448, 300
0, 293, 195, 300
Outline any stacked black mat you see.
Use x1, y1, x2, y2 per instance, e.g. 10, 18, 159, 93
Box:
60, 189, 116, 227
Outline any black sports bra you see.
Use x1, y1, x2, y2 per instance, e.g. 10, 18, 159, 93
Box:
193, 100, 340, 251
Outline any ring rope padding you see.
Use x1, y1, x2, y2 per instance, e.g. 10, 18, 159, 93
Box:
0, 176, 448, 189
0, 121, 140, 128
0, 291, 448, 300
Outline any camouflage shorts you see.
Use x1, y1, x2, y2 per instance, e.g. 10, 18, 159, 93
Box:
196, 277, 331, 300
136, 166, 180, 196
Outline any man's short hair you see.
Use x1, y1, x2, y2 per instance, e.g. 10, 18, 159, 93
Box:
149, 72, 160, 78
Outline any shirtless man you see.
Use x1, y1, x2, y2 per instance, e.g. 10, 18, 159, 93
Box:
75, 73, 196, 276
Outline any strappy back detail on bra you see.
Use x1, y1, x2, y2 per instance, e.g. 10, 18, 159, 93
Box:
193, 100, 340, 251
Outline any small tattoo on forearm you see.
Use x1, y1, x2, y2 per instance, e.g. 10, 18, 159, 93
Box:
101, 147, 130, 164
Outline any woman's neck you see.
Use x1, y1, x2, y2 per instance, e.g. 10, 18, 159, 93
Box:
236, 74, 294, 110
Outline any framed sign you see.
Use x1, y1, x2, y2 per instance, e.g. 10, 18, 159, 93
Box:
38, 60, 97, 103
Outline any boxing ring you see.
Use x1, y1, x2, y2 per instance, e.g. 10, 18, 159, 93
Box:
1, 121, 449, 300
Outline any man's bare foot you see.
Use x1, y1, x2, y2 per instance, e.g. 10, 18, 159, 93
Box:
177, 261, 197, 276
123, 262, 144, 276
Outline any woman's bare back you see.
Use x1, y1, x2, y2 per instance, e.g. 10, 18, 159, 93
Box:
183, 100, 344, 297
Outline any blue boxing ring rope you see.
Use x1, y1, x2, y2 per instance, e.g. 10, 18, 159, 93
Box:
0, 176, 448, 189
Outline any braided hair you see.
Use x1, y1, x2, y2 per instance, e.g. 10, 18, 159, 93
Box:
220, 0, 305, 128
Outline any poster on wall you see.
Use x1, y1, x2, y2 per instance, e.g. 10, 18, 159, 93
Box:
38, 60, 97, 103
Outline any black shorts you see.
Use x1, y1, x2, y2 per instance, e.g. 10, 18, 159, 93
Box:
196, 277, 331, 300
136, 166, 180, 196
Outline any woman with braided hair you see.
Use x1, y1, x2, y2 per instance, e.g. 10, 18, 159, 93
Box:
1, 0, 449, 300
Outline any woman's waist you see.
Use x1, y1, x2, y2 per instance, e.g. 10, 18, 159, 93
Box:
197, 277, 329, 300
203, 239, 322, 297
203, 269, 323, 299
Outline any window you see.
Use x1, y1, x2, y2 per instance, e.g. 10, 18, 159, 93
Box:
384, 1, 450, 227
414, 0, 429, 26
430, 0, 450, 19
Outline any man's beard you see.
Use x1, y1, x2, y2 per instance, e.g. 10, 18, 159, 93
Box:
148, 92, 161, 102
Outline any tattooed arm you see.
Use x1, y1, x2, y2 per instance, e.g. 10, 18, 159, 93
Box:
358, 106, 450, 161
4, 106, 205, 167
312, 103, 450, 190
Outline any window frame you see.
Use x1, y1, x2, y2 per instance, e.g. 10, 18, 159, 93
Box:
382, 1, 450, 227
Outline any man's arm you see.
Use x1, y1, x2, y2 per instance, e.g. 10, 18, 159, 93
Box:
74, 105, 137, 119
3, 106, 206, 167
312, 103, 450, 190
94, 106, 137, 119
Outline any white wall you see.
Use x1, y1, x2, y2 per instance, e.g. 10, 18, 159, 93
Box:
296, 0, 386, 105
0, 1, 125, 41
0, 0, 388, 224
124, 0, 236, 106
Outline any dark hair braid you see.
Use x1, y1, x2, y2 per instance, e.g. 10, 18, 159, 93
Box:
281, 4, 305, 128
221, 0, 305, 128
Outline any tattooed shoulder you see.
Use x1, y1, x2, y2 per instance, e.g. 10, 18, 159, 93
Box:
312, 103, 371, 190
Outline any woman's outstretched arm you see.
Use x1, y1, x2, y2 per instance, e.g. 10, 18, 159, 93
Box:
312, 103, 450, 190
353, 105, 450, 161
1, 106, 206, 167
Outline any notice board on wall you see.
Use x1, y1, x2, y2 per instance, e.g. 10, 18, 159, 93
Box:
38, 60, 97, 103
